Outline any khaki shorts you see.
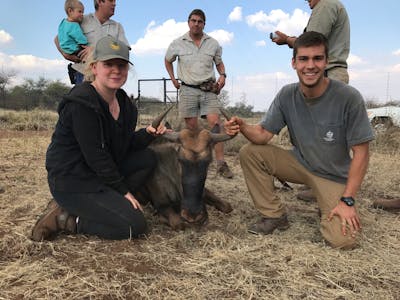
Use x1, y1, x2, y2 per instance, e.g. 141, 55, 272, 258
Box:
179, 85, 220, 118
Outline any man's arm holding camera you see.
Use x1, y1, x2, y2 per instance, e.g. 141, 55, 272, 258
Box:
270, 31, 296, 48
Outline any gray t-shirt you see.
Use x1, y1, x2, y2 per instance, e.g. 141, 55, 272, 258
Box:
306, 0, 350, 70
260, 80, 374, 183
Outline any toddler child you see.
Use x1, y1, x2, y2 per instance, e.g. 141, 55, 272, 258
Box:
58, 0, 88, 56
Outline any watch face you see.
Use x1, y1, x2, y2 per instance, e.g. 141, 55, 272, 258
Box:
341, 197, 355, 206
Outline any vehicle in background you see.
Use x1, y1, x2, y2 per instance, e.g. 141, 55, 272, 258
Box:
367, 106, 400, 129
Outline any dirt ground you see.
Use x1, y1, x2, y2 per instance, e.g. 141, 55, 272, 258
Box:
0, 129, 399, 299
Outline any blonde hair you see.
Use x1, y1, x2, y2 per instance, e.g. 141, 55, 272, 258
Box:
83, 51, 96, 82
64, 0, 83, 15
82, 49, 131, 82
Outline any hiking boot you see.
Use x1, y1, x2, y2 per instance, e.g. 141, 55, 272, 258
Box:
248, 215, 290, 235
372, 198, 400, 211
297, 189, 316, 202
217, 161, 234, 179
31, 200, 76, 241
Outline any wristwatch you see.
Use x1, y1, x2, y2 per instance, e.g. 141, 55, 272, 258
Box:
340, 196, 355, 206
220, 73, 227, 78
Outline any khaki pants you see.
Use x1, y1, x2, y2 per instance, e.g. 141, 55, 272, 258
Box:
239, 143, 358, 249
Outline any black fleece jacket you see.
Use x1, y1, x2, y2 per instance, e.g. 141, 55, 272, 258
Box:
46, 82, 155, 195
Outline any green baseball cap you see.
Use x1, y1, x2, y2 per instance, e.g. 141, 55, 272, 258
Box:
93, 35, 133, 65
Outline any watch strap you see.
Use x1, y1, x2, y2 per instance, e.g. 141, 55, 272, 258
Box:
340, 196, 355, 206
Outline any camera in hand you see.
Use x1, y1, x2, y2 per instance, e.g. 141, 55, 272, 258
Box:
269, 32, 278, 40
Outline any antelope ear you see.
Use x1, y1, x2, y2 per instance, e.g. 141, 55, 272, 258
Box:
165, 121, 172, 130
151, 105, 174, 128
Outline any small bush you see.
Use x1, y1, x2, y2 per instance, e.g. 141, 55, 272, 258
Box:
224, 134, 248, 154
370, 126, 400, 154
0, 108, 58, 131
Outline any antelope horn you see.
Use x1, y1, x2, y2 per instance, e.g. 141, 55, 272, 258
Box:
151, 105, 174, 128
210, 133, 234, 143
219, 108, 232, 121
210, 122, 233, 143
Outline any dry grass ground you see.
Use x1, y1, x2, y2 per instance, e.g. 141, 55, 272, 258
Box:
0, 109, 399, 299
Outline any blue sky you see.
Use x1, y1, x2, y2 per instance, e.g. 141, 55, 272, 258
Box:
1, 0, 399, 111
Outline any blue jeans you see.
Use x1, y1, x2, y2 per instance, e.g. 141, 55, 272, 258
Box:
51, 148, 156, 240
75, 72, 84, 84
67, 64, 84, 85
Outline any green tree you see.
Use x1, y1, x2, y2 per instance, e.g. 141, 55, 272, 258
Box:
227, 92, 254, 117
43, 80, 70, 110
21, 78, 47, 108
7, 77, 70, 110
0, 68, 17, 108
8, 85, 28, 110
